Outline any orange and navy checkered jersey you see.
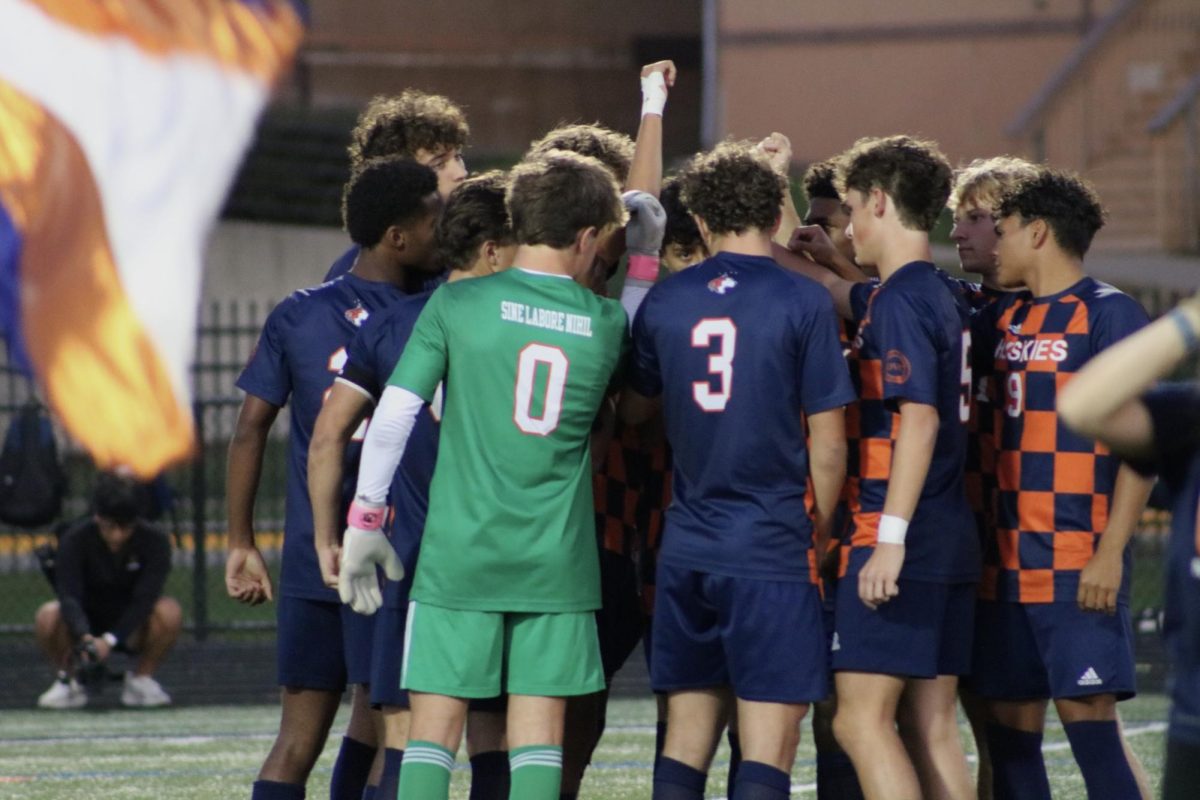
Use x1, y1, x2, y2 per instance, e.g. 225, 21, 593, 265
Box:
962, 285, 1012, 545
840, 265, 979, 583
973, 277, 1149, 603
593, 416, 672, 615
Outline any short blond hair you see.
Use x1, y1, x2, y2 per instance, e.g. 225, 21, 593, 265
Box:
949, 156, 1039, 213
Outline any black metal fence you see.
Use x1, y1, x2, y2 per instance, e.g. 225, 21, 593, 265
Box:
0, 283, 1195, 643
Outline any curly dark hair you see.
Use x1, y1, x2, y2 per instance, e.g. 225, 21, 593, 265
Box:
524, 124, 635, 185
348, 90, 470, 168
342, 158, 439, 248
996, 168, 1106, 259
836, 135, 952, 232
660, 177, 702, 251
435, 170, 513, 271
677, 140, 785, 236
508, 150, 626, 249
802, 160, 841, 202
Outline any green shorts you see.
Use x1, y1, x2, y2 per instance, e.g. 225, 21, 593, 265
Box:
400, 601, 605, 698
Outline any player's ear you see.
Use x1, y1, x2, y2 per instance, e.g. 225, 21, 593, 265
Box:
383, 223, 406, 253
869, 187, 887, 218
767, 211, 782, 239
1029, 218, 1050, 251
692, 214, 713, 251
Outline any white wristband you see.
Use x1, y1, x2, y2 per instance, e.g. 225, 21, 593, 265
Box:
101, 632, 118, 647
641, 71, 667, 117
877, 514, 909, 546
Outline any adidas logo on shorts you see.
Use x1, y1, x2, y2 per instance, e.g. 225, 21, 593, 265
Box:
1077, 667, 1103, 687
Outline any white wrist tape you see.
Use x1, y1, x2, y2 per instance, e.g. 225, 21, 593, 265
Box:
641, 71, 667, 117
101, 632, 118, 647
877, 514, 909, 546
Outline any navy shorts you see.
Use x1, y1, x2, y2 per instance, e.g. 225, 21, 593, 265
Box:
277, 595, 374, 691
370, 603, 409, 708
968, 600, 1136, 701
650, 563, 829, 704
597, 549, 644, 684
831, 578, 975, 678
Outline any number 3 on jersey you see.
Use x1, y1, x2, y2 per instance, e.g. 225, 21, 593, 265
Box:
692, 318, 737, 412
514, 343, 569, 435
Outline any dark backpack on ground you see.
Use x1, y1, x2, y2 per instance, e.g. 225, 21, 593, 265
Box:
0, 401, 67, 528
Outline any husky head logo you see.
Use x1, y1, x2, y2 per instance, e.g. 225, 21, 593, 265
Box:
345, 303, 370, 327
707, 274, 737, 295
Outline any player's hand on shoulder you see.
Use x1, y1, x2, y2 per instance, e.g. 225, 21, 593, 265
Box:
623, 191, 667, 257
787, 224, 839, 268
755, 132, 792, 177
640, 60, 677, 87
225, 545, 273, 605
1077, 547, 1122, 615
858, 543, 903, 610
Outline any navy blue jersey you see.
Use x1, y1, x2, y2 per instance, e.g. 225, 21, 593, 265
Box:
630, 251, 855, 582
1136, 385, 1200, 686
844, 261, 979, 582
338, 293, 440, 606
237, 273, 410, 601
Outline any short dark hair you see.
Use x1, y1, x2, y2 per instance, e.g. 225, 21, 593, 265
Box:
660, 177, 703, 251
342, 158, 439, 248
436, 171, 513, 271
507, 151, 626, 249
92, 473, 142, 526
836, 135, 953, 232
996, 168, 1106, 258
524, 124, 635, 185
678, 140, 784, 236
802, 160, 841, 202
348, 90, 470, 168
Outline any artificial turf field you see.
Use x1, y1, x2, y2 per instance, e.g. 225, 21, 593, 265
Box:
0, 694, 1170, 799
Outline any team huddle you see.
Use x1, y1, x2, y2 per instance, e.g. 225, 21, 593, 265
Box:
222, 60, 1200, 800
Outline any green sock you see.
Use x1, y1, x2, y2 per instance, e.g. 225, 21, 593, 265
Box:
508, 745, 562, 800
398, 741, 454, 800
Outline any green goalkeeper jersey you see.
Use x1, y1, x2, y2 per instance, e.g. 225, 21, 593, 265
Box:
388, 268, 628, 612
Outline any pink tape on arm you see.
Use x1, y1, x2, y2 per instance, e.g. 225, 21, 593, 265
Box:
627, 254, 660, 282
347, 500, 385, 532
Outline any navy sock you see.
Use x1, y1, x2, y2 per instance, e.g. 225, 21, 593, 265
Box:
375, 748, 404, 800
252, 780, 305, 800
731, 760, 789, 800
653, 756, 707, 800
469, 750, 510, 800
1063, 720, 1140, 800
360, 788, 376, 800
816, 748, 864, 800
654, 722, 667, 769
726, 730, 742, 799
331, 737, 376, 800
985, 723, 1050, 800
558, 794, 578, 800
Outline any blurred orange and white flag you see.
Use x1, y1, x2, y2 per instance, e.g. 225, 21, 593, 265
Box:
0, 0, 303, 477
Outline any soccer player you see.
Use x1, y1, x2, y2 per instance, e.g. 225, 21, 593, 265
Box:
338, 151, 629, 800
1057, 294, 1200, 800
969, 169, 1154, 800
796, 159, 865, 800
622, 141, 855, 800
812, 136, 977, 800
308, 171, 517, 800
324, 89, 471, 281
224, 158, 442, 800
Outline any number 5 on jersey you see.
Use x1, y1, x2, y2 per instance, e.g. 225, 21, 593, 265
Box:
692, 318, 737, 412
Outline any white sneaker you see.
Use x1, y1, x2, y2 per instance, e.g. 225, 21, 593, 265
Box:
120, 673, 171, 708
37, 675, 87, 709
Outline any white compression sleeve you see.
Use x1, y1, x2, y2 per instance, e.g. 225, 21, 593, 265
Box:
354, 386, 425, 505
